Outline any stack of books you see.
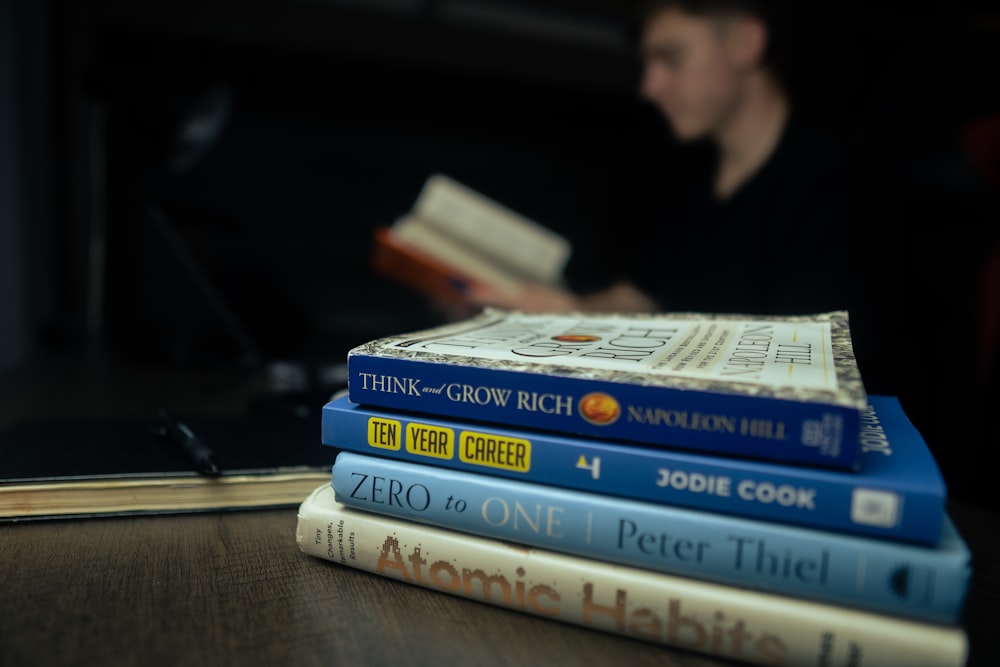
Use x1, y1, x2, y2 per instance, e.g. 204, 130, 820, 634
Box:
296, 309, 972, 667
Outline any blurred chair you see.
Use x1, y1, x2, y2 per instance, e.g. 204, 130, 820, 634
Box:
103, 78, 262, 367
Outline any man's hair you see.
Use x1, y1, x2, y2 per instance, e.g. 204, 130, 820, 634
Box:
635, 0, 792, 86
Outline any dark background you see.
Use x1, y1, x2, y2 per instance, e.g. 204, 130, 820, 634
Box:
2, 0, 999, 507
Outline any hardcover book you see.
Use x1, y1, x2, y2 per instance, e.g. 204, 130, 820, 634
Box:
331, 451, 971, 624
372, 174, 572, 303
321, 393, 947, 545
346, 309, 868, 468
297, 484, 968, 667
0, 415, 333, 520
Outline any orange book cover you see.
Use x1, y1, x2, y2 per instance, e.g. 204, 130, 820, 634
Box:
371, 226, 484, 305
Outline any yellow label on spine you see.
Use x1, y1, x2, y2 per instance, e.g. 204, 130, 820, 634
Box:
458, 430, 531, 472
405, 423, 454, 459
367, 417, 402, 450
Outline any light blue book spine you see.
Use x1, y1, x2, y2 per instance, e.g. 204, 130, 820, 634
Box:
331, 451, 971, 625
321, 393, 946, 545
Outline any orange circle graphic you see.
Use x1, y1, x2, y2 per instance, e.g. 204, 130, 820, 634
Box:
578, 392, 621, 426
553, 334, 600, 343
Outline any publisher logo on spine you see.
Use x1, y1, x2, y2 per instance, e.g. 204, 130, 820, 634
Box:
578, 392, 621, 426
850, 488, 901, 528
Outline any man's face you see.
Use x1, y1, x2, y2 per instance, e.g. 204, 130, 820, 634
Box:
639, 9, 752, 141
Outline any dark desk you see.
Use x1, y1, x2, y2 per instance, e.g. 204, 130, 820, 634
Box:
0, 508, 701, 666
1, 349, 998, 667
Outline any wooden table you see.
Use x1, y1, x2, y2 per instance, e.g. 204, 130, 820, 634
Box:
2, 500, 997, 667
1, 348, 997, 666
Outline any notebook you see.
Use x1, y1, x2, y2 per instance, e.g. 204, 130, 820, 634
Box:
0, 413, 333, 520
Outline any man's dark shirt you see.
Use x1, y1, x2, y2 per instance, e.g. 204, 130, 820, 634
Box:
627, 114, 866, 317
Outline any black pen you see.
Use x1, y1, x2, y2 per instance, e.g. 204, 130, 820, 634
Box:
155, 408, 222, 477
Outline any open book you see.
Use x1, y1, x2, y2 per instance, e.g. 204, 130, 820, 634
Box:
372, 174, 572, 303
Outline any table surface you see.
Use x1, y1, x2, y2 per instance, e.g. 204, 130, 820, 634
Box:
1, 347, 997, 667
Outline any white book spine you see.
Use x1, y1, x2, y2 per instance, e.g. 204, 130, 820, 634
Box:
296, 485, 967, 667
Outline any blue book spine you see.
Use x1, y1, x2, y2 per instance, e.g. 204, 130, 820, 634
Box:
331, 451, 971, 624
347, 352, 863, 470
321, 394, 946, 545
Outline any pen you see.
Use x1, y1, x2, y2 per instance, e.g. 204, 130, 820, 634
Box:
154, 408, 222, 477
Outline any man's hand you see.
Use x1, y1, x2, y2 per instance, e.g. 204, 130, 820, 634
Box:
464, 282, 582, 313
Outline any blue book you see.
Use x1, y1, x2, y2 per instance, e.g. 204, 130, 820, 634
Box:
321, 394, 946, 545
346, 310, 867, 469
331, 451, 971, 625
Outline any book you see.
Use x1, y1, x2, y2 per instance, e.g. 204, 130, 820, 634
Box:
296, 484, 969, 667
372, 174, 572, 303
321, 393, 947, 545
330, 450, 971, 624
371, 226, 472, 306
346, 309, 868, 469
0, 414, 333, 521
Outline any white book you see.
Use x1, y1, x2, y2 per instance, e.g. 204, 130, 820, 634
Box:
377, 174, 572, 297
296, 484, 967, 667
346, 309, 868, 469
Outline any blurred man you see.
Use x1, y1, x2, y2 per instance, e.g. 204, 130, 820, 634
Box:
465, 0, 863, 317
